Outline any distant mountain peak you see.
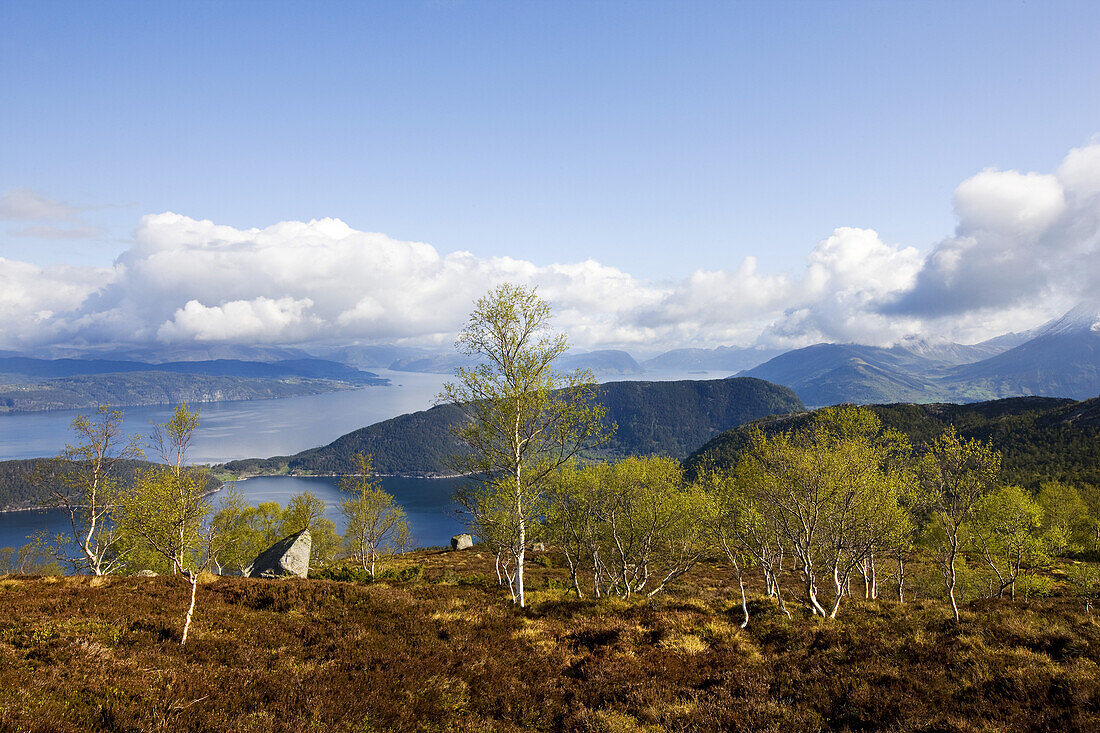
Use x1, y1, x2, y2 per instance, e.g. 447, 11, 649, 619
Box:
1035, 302, 1100, 337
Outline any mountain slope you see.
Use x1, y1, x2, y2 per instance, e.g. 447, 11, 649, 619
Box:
0, 357, 388, 412
0, 373, 378, 413
944, 303, 1100, 401
0, 458, 224, 511
737, 343, 948, 407
684, 396, 1100, 489
735, 305, 1100, 407
643, 346, 782, 374
0, 357, 383, 383
557, 350, 643, 376
222, 377, 805, 476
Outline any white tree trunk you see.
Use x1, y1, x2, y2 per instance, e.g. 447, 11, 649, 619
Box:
180, 571, 198, 646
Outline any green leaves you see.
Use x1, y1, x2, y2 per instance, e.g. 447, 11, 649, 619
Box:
340, 453, 410, 576
441, 283, 610, 605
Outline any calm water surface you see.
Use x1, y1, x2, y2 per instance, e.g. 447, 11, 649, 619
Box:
0, 368, 728, 554
0, 368, 727, 463
0, 475, 468, 552
0, 369, 449, 463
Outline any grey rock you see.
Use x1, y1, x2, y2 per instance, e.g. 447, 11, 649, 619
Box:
134, 569, 158, 577
245, 529, 312, 579
451, 533, 473, 551
530, 543, 547, 553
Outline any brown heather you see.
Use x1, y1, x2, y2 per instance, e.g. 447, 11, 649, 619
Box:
2, 551, 1100, 732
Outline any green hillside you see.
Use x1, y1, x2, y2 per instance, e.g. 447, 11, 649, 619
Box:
0, 373, 378, 413
0, 458, 223, 511
222, 377, 805, 476
684, 395, 1100, 489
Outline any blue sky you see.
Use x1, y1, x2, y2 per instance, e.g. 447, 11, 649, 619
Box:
2, 1, 1100, 352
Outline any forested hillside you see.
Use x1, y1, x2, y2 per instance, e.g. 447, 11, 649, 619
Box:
0, 357, 387, 412
222, 377, 805, 476
0, 373, 375, 413
685, 395, 1100, 488
0, 458, 222, 511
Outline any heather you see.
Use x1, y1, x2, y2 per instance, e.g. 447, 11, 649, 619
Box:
2, 549, 1099, 732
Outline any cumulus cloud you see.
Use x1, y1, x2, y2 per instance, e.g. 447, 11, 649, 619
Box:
0, 212, 925, 353
2, 139, 1099, 355
884, 142, 1100, 321
157, 297, 320, 343
0, 257, 114, 346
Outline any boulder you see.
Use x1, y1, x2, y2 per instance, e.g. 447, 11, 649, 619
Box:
245, 529, 312, 579
451, 533, 473, 551
530, 543, 547, 553
134, 569, 158, 577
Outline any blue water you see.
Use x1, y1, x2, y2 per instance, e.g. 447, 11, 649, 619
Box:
0, 368, 728, 464
0, 475, 469, 554
0, 369, 449, 464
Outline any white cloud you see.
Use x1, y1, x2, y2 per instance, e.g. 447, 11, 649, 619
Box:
1059, 142, 1100, 200
157, 297, 320, 343
954, 170, 1066, 239
3, 138, 1100, 355
0, 257, 113, 346
885, 142, 1100, 324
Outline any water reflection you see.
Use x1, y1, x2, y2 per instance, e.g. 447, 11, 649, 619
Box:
0, 475, 469, 553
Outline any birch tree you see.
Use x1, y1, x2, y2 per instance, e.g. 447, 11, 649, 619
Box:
967, 484, 1044, 600
122, 404, 216, 645
47, 405, 143, 575
545, 457, 711, 600
340, 452, 411, 576
441, 283, 608, 607
917, 427, 1001, 622
280, 491, 341, 566
1037, 481, 1089, 556
735, 406, 913, 620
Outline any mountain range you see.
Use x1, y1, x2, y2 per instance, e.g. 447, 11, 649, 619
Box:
221, 377, 805, 476
4, 304, 1098, 412
0, 358, 387, 412
739, 304, 1100, 407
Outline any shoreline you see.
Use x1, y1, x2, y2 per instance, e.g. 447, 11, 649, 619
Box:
229, 471, 470, 482
1, 472, 472, 513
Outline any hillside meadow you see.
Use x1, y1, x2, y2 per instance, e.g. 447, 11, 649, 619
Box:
3, 548, 1100, 732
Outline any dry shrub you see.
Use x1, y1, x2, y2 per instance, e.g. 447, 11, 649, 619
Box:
2, 553, 1100, 731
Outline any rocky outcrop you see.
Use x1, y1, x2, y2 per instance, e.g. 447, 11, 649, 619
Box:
246, 529, 312, 578
451, 534, 473, 551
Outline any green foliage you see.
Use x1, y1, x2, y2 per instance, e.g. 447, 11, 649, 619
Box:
687, 395, 1100, 490
714, 406, 915, 619
0, 533, 61, 575
1066, 562, 1100, 612
442, 283, 609, 607
208, 488, 283, 574
1037, 481, 1090, 554
279, 491, 340, 566
967, 484, 1046, 598
47, 405, 145, 575
339, 453, 410, 576
917, 427, 1001, 620
546, 456, 713, 599
120, 464, 212, 574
